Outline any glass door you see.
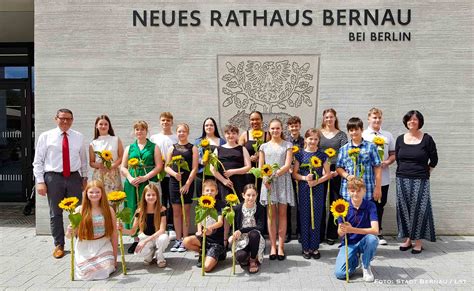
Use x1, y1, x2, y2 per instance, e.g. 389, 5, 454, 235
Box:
0, 84, 29, 201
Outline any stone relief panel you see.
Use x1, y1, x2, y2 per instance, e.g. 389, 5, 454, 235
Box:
217, 55, 319, 133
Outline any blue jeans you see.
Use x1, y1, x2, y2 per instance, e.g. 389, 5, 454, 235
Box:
334, 234, 379, 280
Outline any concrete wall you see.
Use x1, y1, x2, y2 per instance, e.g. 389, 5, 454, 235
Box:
35, 0, 473, 235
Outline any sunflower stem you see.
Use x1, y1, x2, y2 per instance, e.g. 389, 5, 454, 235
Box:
343, 217, 349, 283
119, 228, 127, 275
232, 217, 236, 275
201, 220, 206, 276
310, 185, 315, 230
70, 233, 74, 281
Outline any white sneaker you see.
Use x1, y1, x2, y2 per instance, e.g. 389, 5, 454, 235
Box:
363, 266, 375, 282
168, 230, 177, 241
170, 240, 181, 252
177, 240, 186, 252
378, 235, 387, 245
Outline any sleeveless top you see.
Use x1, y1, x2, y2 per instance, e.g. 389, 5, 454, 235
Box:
171, 143, 194, 173
128, 139, 158, 182
244, 130, 268, 166
92, 214, 106, 239
218, 145, 245, 172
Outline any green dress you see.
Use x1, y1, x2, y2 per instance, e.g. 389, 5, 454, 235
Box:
123, 139, 158, 228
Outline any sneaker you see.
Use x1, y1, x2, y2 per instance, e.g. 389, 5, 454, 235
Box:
378, 235, 387, 245
177, 240, 186, 252
128, 241, 138, 254
363, 266, 375, 282
170, 240, 181, 252
196, 254, 202, 267
168, 230, 177, 241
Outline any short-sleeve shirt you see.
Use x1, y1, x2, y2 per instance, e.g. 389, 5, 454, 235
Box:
336, 139, 382, 200
362, 127, 396, 186
338, 199, 378, 246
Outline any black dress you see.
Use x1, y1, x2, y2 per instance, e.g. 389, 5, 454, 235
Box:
169, 143, 195, 204
216, 145, 247, 199
244, 130, 268, 186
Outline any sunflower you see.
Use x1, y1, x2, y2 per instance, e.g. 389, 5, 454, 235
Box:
101, 150, 113, 161
373, 136, 385, 146
199, 195, 216, 209
225, 193, 239, 204
252, 130, 263, 139
128, 158, 139, 167
172, 155, 183, 162
348, 148, 360, 155
330, 199, 350, 218
292, 145, 300, 154
310, 156, 322, 168
202, 150, 210, 164
58, 197, 79, 211
107, 191, 127, 202
261, 164, 273, 176
324, 148, 336, 158
200, 139, 210, 147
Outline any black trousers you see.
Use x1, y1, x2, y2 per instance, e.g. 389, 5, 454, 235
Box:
320, 165, 342, 241
161, 177, 173, 229
371, 184, 389, 231
287, 178, 300, 237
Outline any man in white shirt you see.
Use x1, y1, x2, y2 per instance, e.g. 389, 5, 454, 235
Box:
362, 108, 395, 246
33, 109, 88, 258
150, 112, 178, 241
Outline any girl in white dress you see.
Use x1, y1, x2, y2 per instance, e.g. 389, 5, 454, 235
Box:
66, 180, 117, 280
89, 115, 124, 193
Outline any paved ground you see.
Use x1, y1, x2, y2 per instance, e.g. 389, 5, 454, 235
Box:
0, 204, 472, 290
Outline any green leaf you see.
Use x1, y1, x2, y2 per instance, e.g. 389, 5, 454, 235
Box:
118, 207, 132, 224
179, 160, 190, 172
300, 163, 310, 168
195, 208, 206, 224
209, 209, 218, 221
204, 164, 214, 176
157, 170, 166, 181
224, 210, 235, 225
248, 167, 262, 179
69, 213, 82, 228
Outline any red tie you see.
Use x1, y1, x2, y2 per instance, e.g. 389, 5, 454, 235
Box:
62, 132, 71, 177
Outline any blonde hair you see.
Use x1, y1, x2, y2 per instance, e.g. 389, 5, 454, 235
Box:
78, 180, 114, 240
137, 184, 163, 234
160, 112, 173, 120
133, 120, 149, 131
203, 179, 218, 191
368, 107, 383, 117
347, 178, 366, 191
176, 123, 190, 133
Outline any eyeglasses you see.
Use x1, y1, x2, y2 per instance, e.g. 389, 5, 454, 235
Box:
56, 117, 73, 122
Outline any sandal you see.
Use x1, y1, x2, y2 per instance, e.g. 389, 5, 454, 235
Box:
157, 260, 167, 268
248, 258, 259, 274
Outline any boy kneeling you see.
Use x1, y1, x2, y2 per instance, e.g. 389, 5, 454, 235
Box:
183, 180, 226, 272
334, 178, 379, 282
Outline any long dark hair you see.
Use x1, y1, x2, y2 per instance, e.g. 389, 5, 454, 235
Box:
200, 117, 221, 139
94, 115, 115, 139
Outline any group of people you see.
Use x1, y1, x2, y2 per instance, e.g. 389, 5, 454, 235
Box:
33, 107, 438, 282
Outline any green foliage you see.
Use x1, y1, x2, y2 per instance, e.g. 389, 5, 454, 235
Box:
117, 207, 132, 224
157, 170, 167, 181
222, 206, 235, 225
248, 167, 262, 179
68, 213, 82, 228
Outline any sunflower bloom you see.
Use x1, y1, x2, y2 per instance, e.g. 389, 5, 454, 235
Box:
330, 199, 350, 219
225, 193, 239, 204
101, 150, 113, 161
348, 148, 360, 155
107, 191, 127, 202
261, 164, 273, 176
373, 136, 385, 146
310, 156, 322, 168
292, 145, 300, 154
128, 158, 139, 167
324, 148, 336, 158
252, 130, 263, 139
58, 197, 79, 211
200, 139, 210, 147
172, 155, 183, 162
202, 150, 210, 164
199, 195, 216, 209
